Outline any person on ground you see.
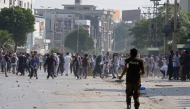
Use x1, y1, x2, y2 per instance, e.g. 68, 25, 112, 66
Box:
17, 52, 26, 76
82, 54, 89, 79
64, 52, 71, 76
112, 53, 120, 79
44, 54, 55, 79
1, 52, 8, 77
173, 51, 180, 80
119, 48, 145, 109
101, 61, 109, 79
73, 53, 81, 79
160, 58, 168, 79
92, 55, 102, 78
11, 53, 18, 74
30, 55, 38, 79
53, 53, 59, 77
181, 50, 190, 81
168, 50, 174, 80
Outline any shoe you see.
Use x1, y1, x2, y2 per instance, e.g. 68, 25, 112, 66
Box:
16, 73, 18, 76
36, 77, 38, 79
66, 74, 68, 76
127, 105, 131, 109
93, 76, 96, 78
30, 77, 32, 79
112, 77, 116, 79
5, 75, 8, 77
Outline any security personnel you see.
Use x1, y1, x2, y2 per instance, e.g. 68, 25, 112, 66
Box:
119, 48, 145, 109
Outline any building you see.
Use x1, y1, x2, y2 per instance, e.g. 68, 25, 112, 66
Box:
0, 0, 34, 9
122, 9, 141, 23
26, 15, 50, 55
180, 0, 190, 13
34, 0, 114, 55
108, 9, 120, 20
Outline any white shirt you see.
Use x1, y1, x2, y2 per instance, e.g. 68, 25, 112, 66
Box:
160, 60, 168, 73
64, 55, 71, 65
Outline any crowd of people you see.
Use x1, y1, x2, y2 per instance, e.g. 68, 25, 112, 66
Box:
143, 50, 190, 81
0, 49, 189, 81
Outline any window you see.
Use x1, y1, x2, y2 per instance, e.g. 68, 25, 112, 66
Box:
4, 0, 5, 4
68, 7, 74, 10
27, 2, 29, 8
19, 1, 23, 7
24, 3, 26, 8
31, 4, 32, 9
9, 0, 12, 5
75, 0, 79, 3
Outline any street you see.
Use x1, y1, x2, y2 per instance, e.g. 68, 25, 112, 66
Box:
0, 71, 190, 109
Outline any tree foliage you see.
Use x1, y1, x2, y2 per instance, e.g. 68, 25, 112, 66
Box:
114, 22, 132, 51
0, 6, 35, 51
0, 30, 14, 51
64, 27, 94, 54
129, 6, 190, 49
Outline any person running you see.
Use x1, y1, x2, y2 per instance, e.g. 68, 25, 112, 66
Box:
64, 52, 71, 76
119, 48, 145, 109
17, 52, 26, 76
101, 61, 109, 79
92, 55, 102, 78
44, 54, 55, 79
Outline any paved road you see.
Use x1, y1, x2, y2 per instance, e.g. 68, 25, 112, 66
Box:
0, 70, 190, 109
0, 71, 126, 109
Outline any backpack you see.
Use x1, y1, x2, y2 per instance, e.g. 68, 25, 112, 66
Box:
11, 57, 16, 63
158, 60, 163, 68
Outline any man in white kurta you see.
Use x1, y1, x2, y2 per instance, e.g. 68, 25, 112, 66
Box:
64, 52, 71, 76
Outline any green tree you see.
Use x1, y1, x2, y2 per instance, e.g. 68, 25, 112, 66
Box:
64, 27, 94, 54
0, 30, 14, 51
0, 6, 35, 51
129, 6, 190, 50
114, 22, 132, 51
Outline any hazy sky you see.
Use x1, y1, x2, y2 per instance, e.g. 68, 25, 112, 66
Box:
33, 0, 167, 12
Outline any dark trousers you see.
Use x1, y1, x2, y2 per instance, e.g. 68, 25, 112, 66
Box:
173, 67, 180, 80
39, 62, 42, 70
74, 65, 79, 78
160, 70, 165, 76
70, 64, 74, 73
25, 65, 31, 75
126, 83, 140, 109
1, 65, 3, 72
168, 66, 173, 79
30, 68, 37, 78
47, 67, 53, 78
182, 64, 189, 80
58, 64, 64, 74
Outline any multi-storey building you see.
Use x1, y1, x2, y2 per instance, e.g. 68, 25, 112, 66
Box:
180, 0, 190, 13
34, 0, 114, 55
0, 0, 34, 9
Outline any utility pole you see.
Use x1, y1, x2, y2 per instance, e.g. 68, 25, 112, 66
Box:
143, 6, 154, 47
172, 0, 178, 51
164, 0, 169, 55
